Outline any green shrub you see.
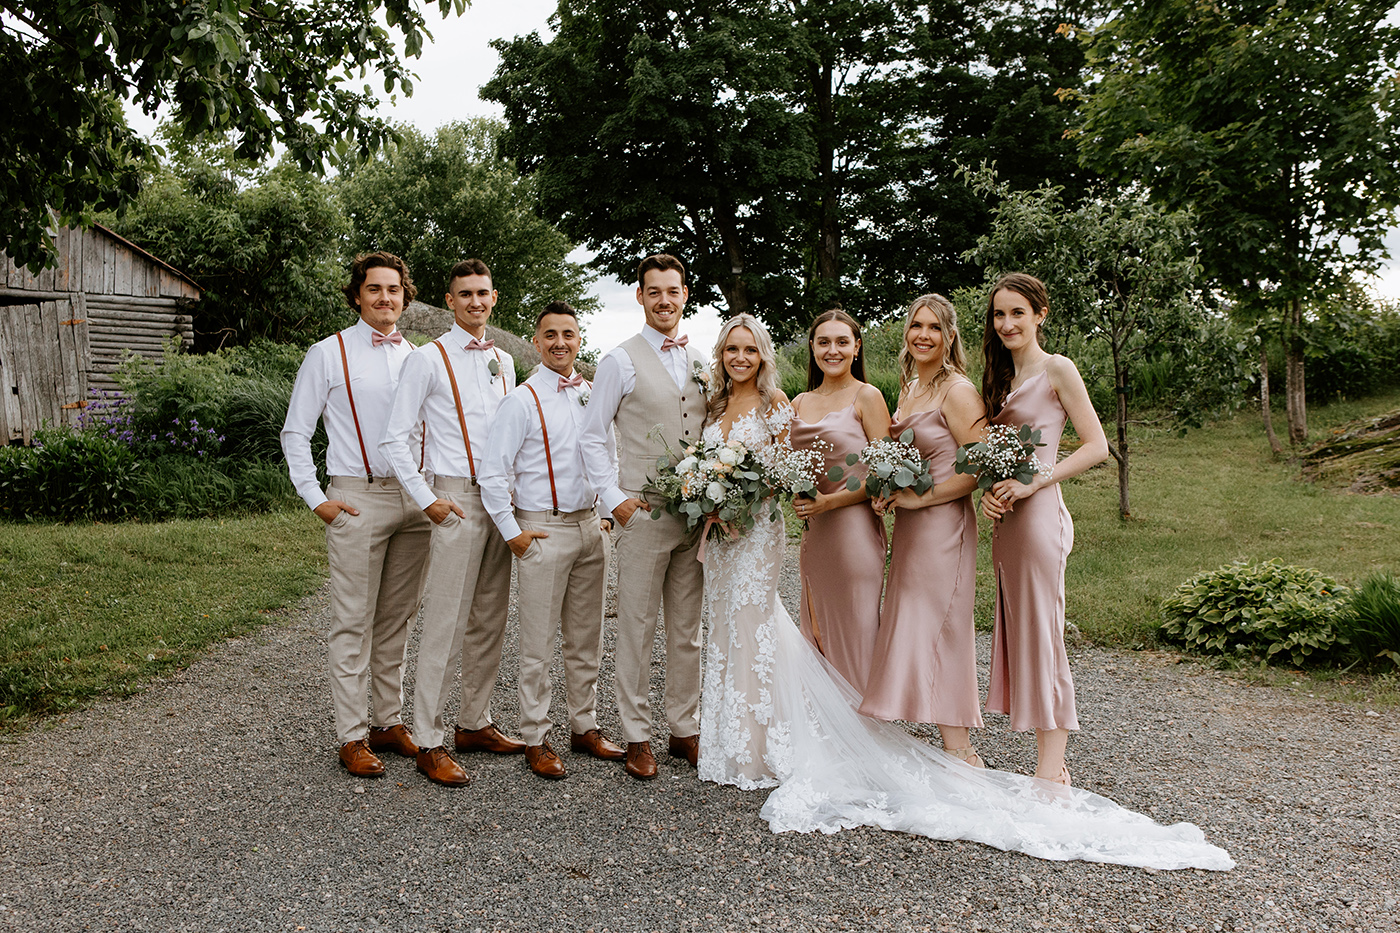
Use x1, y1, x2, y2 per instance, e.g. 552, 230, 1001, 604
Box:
0, 430, 139, 522
1338, 573, 1400, 670
1159, 559, 1350, 667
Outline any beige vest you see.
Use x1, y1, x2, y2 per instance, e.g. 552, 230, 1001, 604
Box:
615, 334, 708, 493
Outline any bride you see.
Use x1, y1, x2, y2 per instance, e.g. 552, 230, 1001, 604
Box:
695, 313, 1233, 871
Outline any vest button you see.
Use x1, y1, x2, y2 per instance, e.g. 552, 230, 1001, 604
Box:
682, 413, 688, 418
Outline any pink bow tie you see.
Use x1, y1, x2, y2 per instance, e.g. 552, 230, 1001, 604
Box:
371, 330, 403, 347
557, 374, 586, 392
660, 334, 689, 351
464, 337, 496, 351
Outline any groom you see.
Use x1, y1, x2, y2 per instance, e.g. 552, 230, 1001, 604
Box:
580, 254, 708, 780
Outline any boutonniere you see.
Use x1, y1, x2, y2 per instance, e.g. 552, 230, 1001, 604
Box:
577, 387, 591, 407
488, 358, 500, 383
692, 359, 712, 393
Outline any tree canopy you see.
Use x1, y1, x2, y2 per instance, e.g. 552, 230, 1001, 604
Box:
337, 120, 597, 335
1, 0, 464, 272
484, 0, 1098, 339
103, 130, 348, 349
1073, 0, 1400, 442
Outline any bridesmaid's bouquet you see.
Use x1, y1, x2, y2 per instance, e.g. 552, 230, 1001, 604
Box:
833, 430, 934, 500
762, 436, 831, 500
954, 423, 1053, 491
647, 431, 777, 540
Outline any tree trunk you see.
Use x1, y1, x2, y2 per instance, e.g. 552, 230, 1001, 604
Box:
712, 202, 751, 316
1112, 346, 1130, 519
813, 55, 839, 284
1259, 344, 1283, 455
1285, 295, 1307, 445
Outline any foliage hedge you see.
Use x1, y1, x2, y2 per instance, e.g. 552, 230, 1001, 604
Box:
1159, 559, 1350, 667
0, 341, 310, 522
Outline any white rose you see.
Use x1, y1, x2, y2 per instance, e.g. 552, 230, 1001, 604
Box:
717, 446, 740, 465
677, 456, 698, 474
705, 481, 725, 502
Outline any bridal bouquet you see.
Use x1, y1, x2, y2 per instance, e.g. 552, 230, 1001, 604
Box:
832, 430, 934, 500
953, 423, 1053, 491
646, 431, 776, 540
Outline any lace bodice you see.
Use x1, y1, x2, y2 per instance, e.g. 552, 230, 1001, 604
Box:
702, 403, 793, 451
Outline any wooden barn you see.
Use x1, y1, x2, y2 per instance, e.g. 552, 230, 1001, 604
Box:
0, 224, 201, 444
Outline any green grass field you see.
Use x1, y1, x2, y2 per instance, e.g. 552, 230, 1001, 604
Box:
0, 511, 326, 729
3, 389, 1397, 728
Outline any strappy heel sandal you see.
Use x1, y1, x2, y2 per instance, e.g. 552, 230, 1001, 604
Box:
1036, 764, 1071, 786
945, 746, 987, 769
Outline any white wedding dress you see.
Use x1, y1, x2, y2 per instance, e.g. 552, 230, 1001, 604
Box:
697, 407, 1233, 871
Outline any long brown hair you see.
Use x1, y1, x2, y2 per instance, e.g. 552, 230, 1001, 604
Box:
981, 273, 1049, 417
805, 309, 866, 391
899, 293, 966, 397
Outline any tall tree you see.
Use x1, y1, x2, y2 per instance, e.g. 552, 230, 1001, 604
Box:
484, 0, 813, 332
105, 131, 348, 349
484, 0, 1100, 338
963, 165, 1203, 519
337, 120, 597, 336
1, 0, 463, 272
1074, 0, 1400, 445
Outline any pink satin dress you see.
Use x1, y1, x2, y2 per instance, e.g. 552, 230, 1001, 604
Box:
985, 369, 1079, 732
788, 401, 887, 695
858, 408, 982, 726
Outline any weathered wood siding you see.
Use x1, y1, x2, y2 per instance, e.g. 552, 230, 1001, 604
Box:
0, 225, 200, 438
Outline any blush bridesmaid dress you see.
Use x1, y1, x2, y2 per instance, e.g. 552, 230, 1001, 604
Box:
985, 369, 1079, 732
858, 405, 982, 727
787, 401, 886, 695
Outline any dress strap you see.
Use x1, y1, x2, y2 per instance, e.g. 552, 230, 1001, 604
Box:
523, 384, 559, 513
335, 332, 373, 483
432, 339, 477, 483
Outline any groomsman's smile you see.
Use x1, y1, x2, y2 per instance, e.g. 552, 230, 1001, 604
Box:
637, 267, 688, 337
446, 272, 498, 336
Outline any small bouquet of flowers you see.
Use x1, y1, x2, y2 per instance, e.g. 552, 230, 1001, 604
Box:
832, 429, 934, 500
646, 429, 776, 541
953, 423, 1053, 492
762, 436, 831, 501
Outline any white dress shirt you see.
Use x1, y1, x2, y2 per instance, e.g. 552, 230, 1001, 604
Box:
480, 368, 616, 541
281, 319, 419, 511
379, 322, 515, 511
579, 325, 695, 514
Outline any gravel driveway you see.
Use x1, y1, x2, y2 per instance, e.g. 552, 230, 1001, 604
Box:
2, 542, 1396, 932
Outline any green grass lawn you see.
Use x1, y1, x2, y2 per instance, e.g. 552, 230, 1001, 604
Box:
1040, 388, 1400, 649
4, 389, 1398, 729
0, 511, 326, 729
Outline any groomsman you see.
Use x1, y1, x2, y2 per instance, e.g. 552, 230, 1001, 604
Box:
380, 258, 523, 788
579, 254, 708, 780
281, 252, 431, 778
479, 301, 626, 779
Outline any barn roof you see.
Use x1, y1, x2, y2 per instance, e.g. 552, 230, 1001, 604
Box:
91, 223, 203, 294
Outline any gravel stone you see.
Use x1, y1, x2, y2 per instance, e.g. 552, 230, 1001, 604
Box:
1, 541, 1396, 932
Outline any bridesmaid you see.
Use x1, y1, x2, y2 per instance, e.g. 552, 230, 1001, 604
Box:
859, 294, 986, 765
979, 273, 1108, 786
788, 308, 891, 695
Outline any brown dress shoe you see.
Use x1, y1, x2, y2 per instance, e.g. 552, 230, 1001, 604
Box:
525, 742, 567, 780
454, 724, 527, 755
668, 734, 699, 767
415, 746, 470, 787
625, 741, 658, 780
570, 729, 626, 761
367, 724, 419, 758
339, 739, 385, 778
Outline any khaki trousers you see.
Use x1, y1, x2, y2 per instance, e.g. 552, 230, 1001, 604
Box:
324, 476, 432, 745
411, 478, 514, 749
613, 493, 705, 743
514, 507, 608, 745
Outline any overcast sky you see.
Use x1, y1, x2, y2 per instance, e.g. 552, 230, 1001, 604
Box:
128, 0, 1399, 353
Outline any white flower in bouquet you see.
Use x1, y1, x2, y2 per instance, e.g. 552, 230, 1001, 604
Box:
954, 423, 1053, 491
718, 445, 741, 466
831, 429, 934, 500
763, 436, 832, 500
676, 455, 698, 474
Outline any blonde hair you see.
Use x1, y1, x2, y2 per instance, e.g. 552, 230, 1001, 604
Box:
899, 293, 967, 397
706, 314, 780, 426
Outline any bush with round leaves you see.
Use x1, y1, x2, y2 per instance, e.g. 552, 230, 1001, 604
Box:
1159, 559, 1350, 667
